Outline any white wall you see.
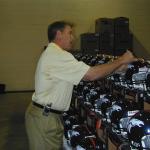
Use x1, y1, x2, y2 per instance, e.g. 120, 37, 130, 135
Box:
0, 0, 150, 91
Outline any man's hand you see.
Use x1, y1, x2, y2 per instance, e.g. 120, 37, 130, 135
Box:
119, 50, 137, 64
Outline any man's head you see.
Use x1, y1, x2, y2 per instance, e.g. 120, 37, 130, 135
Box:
48, 21, 74, 51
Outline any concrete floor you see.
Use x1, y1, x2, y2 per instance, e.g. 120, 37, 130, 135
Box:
0, 92, 32, 150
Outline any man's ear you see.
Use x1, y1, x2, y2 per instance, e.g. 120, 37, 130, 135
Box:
55, 30, 62, 40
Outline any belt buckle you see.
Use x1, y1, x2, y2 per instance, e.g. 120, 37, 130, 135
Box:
43, 103, 52, 116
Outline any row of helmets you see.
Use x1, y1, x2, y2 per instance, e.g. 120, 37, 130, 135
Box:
73, 78, 150, 149
71, 53, 150, 150
74, 53, 150, 91
63, 112, 106, 150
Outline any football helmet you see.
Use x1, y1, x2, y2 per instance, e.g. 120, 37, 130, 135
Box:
109, 100, 139, 135
69, 125, 91, 147
85, 88, 99, 104
95, 95, 113, 122
127, 111, 150, 149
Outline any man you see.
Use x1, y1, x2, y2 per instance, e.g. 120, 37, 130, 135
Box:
25, 21, 137, 150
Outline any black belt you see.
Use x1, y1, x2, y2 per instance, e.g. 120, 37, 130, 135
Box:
32, 102, 64, 115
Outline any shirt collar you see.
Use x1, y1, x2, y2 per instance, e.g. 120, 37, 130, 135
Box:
48, 42, 63, 51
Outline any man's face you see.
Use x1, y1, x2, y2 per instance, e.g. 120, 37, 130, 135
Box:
59, 25, 74, 51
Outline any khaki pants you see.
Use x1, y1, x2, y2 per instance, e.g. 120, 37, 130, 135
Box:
25, 103, 64, 150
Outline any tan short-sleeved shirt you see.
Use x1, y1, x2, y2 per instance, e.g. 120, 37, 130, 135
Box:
32, 42, 90, 111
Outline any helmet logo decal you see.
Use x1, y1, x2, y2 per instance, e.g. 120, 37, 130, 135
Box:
112, 105, 121, 111
128, 119, 144, 133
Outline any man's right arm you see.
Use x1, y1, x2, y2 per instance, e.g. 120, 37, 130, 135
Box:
83, 50, 137, 81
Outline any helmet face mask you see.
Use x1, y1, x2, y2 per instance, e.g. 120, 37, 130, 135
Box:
141, 135, 150, 149
146, 73, 150, 90
124, 61, 150, 91
76, 145, 85, 150
119, 116, 131, 139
